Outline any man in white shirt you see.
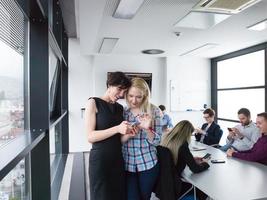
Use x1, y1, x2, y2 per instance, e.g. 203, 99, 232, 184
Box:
220, 108, 260, 151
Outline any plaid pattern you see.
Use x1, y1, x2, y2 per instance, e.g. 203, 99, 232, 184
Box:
122, 105, 163, 172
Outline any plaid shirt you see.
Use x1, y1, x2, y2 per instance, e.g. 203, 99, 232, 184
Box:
122, 105, 163, 172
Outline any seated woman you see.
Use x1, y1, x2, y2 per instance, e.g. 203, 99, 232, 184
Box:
161, 120, 210, 200
195, 108, 222, 145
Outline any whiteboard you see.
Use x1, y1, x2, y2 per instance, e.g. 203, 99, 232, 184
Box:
170, 79, 207, 111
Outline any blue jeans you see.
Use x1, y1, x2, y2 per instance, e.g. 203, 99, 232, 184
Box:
126, 163, 159, 200
220, 141, 238, 152
220, 142, 232, 151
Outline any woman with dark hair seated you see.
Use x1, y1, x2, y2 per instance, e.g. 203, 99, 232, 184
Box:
195, 108, 223, 146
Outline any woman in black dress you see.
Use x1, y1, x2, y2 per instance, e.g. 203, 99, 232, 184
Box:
85, 72, 132, 200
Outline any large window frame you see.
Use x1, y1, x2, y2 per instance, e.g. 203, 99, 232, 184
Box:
211, 43, 267, 144
0, 1, 69, 200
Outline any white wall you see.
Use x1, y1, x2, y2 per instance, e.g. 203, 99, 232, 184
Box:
68, 39, 94, 152
93, 55, 167, 106
166, 56, 211, 128
68, 42, 210, 152
68, 48, 167, 152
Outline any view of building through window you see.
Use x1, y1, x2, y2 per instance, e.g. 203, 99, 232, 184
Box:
0, 39, 24, 147
0, 159, 26, 200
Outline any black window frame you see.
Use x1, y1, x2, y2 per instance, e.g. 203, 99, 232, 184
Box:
211, 42, 267, 123
0, 1, 69, 200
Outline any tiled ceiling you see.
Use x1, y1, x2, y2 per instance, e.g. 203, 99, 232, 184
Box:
72, 0, 267, 58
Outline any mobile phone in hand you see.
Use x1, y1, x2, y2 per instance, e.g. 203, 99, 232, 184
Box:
202, 153, 211, 159
211, 159, 225, 163
227, 127, 233, 131
130, 121, 140, 127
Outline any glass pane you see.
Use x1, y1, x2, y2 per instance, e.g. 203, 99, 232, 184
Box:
50, 126, 56, 166
0, 39, 24, 148
50, 122, 62, 182
0, 159, 28, 200
49, 47, 60, 116
217, 120, 238, 146
217, 50, 265, 89
217, 89, 265, 121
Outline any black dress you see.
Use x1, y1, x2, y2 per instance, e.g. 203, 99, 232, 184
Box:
89, 97, 126, 200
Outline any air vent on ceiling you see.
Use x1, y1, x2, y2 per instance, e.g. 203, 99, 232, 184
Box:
193, 0, 262, 14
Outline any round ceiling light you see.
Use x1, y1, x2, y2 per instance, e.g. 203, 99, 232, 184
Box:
142, 49, 165, 54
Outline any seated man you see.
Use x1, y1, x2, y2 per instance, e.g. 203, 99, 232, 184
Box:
220, 108, 260, 152
159, 105, 173, 133
195, 108, 222, 145
227, 112, 267, 165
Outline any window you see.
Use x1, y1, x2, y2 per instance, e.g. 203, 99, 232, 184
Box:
0, 158, 29, 200
212, 44, 266, 144
217, 89, 265, 121
0, 0, 25, 147
217, 50, 265, 89
49, 47, 61, 117
1, 1, 69, 199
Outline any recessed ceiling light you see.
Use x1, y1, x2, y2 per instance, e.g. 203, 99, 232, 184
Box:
180, 43, 218, 56
98, 38, 119, 54
113, 0, 145, 19
247, 19, 267, 31
142, 49, 165, 54
174, 11, 231, 29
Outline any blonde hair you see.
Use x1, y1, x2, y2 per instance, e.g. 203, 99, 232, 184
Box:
160, 120, 194, 164
126, 77, 151, 113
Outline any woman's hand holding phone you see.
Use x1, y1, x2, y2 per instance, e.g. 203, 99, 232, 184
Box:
117, 121, 131, 135
126, 122, 140, 136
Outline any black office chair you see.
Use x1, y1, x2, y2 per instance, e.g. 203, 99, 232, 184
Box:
210, 129, 223, 148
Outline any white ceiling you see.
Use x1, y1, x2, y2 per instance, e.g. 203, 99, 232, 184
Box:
76, 0, 267, 58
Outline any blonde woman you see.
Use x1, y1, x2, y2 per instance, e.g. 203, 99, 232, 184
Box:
122, 78, 163, 200
161, 120, 209, 200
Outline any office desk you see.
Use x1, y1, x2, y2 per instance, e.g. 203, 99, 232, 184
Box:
182, 140, 267, 200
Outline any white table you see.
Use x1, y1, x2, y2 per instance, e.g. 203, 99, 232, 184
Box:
182, 140, 267, 200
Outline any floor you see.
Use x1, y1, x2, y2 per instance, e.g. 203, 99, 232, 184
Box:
58, 153, 160, 200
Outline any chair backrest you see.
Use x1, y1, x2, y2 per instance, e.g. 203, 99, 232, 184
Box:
155, 146, 180, 200
218, 129, 223, 143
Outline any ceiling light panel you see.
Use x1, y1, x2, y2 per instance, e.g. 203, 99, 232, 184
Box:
174, 11, 231, 29
180, 43, 219, 56
99, 38, 119, 54
247, 19, 267, 31
113, 0, 145, 19
193, 0, 262, 14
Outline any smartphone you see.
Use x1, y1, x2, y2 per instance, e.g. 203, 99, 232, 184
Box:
227, 127, 233, 131
130, 121, 140, 127
211, 159, 225, 163
202, 153, 211, 159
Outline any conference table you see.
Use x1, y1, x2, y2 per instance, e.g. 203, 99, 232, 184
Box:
182, 139, 267, 200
